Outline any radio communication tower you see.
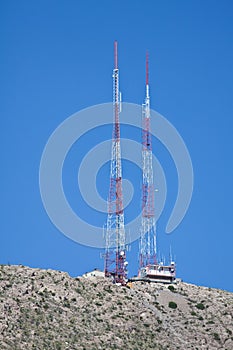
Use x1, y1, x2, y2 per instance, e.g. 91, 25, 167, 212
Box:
139, 52, 157, 270
104, 41, 127, 285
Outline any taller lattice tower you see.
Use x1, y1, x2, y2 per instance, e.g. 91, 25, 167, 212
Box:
104, 41, 127, 285
139, 53, 157, 270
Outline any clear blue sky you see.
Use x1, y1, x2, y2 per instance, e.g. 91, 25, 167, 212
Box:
1, 1, 233, 292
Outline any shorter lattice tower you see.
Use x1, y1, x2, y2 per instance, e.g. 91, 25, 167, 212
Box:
139, 53, 157, 270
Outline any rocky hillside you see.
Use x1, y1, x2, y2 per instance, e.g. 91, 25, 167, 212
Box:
0, 265, 232, 350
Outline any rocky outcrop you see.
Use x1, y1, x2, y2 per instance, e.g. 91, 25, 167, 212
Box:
0, 265, 232, 349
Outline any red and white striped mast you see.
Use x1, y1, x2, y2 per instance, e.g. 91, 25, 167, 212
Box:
104, 41, 127, 285
139, 52, 157, 271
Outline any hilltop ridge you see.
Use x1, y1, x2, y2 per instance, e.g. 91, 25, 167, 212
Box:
0, 265, 232, 349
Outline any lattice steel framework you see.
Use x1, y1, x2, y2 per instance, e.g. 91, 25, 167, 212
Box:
104, 41, 127, 285
139, 53, 157, 269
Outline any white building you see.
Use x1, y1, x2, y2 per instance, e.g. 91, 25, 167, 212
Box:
82, 268, 105, 278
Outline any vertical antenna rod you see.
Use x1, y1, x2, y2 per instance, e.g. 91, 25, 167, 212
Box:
104, 41, 127, 285
146, 51, 149, 86
139, 52, 157, 271
114, 40, 118, 69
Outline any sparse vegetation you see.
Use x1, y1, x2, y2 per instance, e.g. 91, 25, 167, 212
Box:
195, 302, 205, 310
0, 265, 232, 350
213, 332, 220, 341
168, 301, 177, 309
168, 285, 176, 292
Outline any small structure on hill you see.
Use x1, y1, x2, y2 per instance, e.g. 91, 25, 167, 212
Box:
131, 261, 176, 284
82, 268, 105, 278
